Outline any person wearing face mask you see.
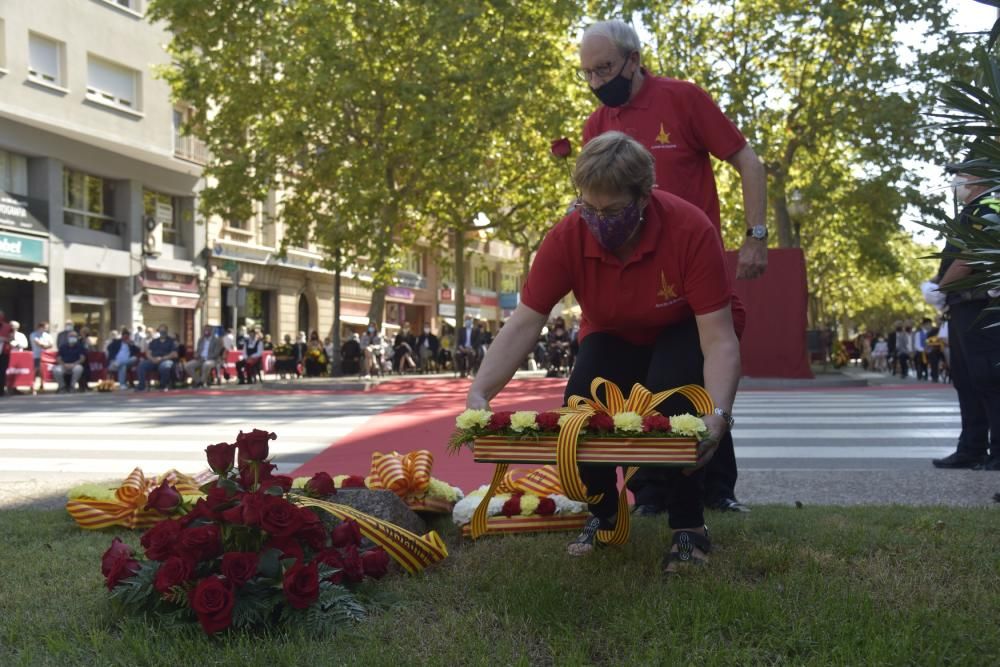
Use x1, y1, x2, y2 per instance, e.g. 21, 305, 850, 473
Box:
107, 328, 141, 390
360, 323, 383, 378
392, 321, 418, 374
56, 320, 77, 349
580, 20, 762, 515
52, 328, 88, 393
454, 316, 480, 378
416, 324, 440, 373
466, 133, 741, 573
136, 324, 178, 391
930, 168, 1000, 470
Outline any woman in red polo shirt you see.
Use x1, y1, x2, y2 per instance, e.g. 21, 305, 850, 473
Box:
467, 131, 740, 573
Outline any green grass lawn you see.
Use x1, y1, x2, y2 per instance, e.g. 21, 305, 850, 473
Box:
2, 506, 999, 666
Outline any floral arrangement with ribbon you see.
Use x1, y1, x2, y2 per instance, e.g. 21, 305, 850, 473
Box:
101, 429, 448, 636
68, 468, 212, 530
452, 466, 589, 536
452, 378, 714, 544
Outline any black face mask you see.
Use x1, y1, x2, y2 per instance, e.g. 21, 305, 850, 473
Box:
590, 57, 634, 108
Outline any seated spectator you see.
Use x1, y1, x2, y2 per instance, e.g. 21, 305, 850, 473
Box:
107, 329, 140, 389
137, 325, 178, 391
341, 333, 363, 375
53, 331, 89, 393
393, 322, 418, 373
29, 322, 53, 393
454, 316, 480, 378
237, 328, 264, 384
274, 334, 300, 379
416, 325, 439, 372
360, 324, 383, 377
304, 330, 327, 377
262, 333, 274, 351
546, 317, 572, 377
438, 326, 454, 370
185, 325, 225, 388
9, 320, 28, 351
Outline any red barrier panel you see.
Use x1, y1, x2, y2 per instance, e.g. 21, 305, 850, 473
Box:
224, 350, 241, 378
5, 351, 34, 389
724, 248, 813, 379
262, 350, 274, 373
40, 349, 57, 382
87, 351, 107, 381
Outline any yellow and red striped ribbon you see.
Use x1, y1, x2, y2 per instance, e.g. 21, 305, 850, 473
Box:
472, 377, 713, 544
497, 465, 563, 496
66, 468, 210, 530
367, 450, 433, 498
294, 496, 448, 574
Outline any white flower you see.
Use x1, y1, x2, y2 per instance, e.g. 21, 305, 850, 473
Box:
613, 411, 643, 433
670, 413, 708, 437
456, 409, 491, 430
510, 411, 540, 433
550, 494, 587, 515
558, 414, 572, 428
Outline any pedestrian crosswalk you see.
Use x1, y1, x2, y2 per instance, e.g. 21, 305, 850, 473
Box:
730, 389, 961, 470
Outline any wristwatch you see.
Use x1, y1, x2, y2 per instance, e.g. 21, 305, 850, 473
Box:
713, 407, 735, 429
746, 224, 768, 241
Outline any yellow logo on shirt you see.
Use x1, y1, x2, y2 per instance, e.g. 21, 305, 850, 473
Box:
657, 271, 676, 301
655, 124, 671, 144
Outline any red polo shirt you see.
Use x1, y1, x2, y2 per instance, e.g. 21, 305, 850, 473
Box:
583, 72, 746, 231
522, 190, 742, 346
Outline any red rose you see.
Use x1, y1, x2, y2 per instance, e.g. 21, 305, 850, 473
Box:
361, 547, 390, 579
145, 479, 182, 514
105, 554, 140, 591
221, 491, 266, 526
239, 461, 277, 490
260, 495, 304, 537
550, 137, 572, 159
305, 472, 337, 497
265, 536, 303, 563
205, 442, 236, 474
179, 524, 223, 562
588, 413, 614, 432
140, 518, 182, 561
535, 497, 556, 515
190, 575, 235, 635
487, 411, 513, 431
283, 560, 320, 609
340, 475, 366, 489
296, 509, 329, 551
340, 545, 365, 583
261, 475, 293, 494
101, 537, 133, 577
316, 548, 345, 584
331, 519, 362, 548
154, 555, 195, 594
221, 552, 259, 587
236, 428, 276, 463
500, 494, 522, 517
536, 412, 562, 432
642, 414, 671, 433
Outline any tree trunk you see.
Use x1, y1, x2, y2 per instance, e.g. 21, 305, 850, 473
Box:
453, 227, 466, 325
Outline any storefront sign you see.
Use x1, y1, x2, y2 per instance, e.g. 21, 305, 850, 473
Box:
439, 303, 481, 319
440, 287, 453, 301
386, 286, 415, 303
0, 192, 48, 236
499, 292, 520, 309
141, 269, 199, 293
0, 232, 44, 265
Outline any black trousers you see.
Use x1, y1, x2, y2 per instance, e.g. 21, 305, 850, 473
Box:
565, 319, 721, 530
0, 352, 8, 395
951, 301, 1000, 456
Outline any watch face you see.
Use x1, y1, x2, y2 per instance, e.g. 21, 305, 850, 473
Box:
752, 225, 767, 240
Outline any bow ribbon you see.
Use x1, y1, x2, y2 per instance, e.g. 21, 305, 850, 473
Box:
497, 465, 563, 496
470, 378, 713, 544
367, 450, 433, 498
66, 468, 208, 530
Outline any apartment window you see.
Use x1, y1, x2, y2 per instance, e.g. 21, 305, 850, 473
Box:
0, 150, 28, 196
87, 56, 140, 111
28, 32, 64, 87
402, 251, 424, 275
473, 265, 495, 291
173, 106, 208, 164
143, 190, 182, 245
63, 168, 119, 235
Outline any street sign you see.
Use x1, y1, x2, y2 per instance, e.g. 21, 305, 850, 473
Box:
222, 260, 238, 274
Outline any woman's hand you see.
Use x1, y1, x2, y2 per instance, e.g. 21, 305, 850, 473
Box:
466, 391, 490, 410
685, 413, 728, 475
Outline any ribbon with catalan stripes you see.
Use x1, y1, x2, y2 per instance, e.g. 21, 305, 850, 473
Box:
469, 465, 564, 538
366, 450, 434, 498
66, 468, 210, 530
294, 496, 448, 574
470, 378, 713, 543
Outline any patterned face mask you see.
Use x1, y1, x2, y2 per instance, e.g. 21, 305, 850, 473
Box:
576, 199, 644, 251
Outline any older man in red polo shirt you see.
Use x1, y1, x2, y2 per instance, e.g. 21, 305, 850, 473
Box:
579, 19, 766, 514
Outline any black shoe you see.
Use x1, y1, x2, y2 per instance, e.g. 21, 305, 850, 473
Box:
932, 451, 987, 469
706, 496, 751, 513
632, 504, 666, 517
973, 457, 1000, 471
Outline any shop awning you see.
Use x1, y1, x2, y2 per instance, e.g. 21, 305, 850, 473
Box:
441, 317, 456, 327
0, 263, 47, 283
145, 288, 199, 309
337, 315, 370, 326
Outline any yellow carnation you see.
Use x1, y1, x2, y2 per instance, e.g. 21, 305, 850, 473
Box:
510, 411, 539, 433
456, 409, 491, 430
613, 411, 643, 433
670, 413, 708, 437
520, 494, 540, 515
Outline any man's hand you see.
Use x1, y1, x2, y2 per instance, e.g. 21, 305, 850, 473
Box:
736, 237, 767, 280
684, 413, 728, 475
466, 391, 490, 410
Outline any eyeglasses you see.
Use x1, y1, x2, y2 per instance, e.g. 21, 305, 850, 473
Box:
572, 198, 632, 220
576, 60, 618, 82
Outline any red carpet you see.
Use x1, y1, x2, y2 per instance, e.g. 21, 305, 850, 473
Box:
291, 378, 568, 490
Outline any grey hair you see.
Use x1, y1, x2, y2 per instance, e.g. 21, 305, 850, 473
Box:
573, 131, 655, 199
582, 19, 641, 57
